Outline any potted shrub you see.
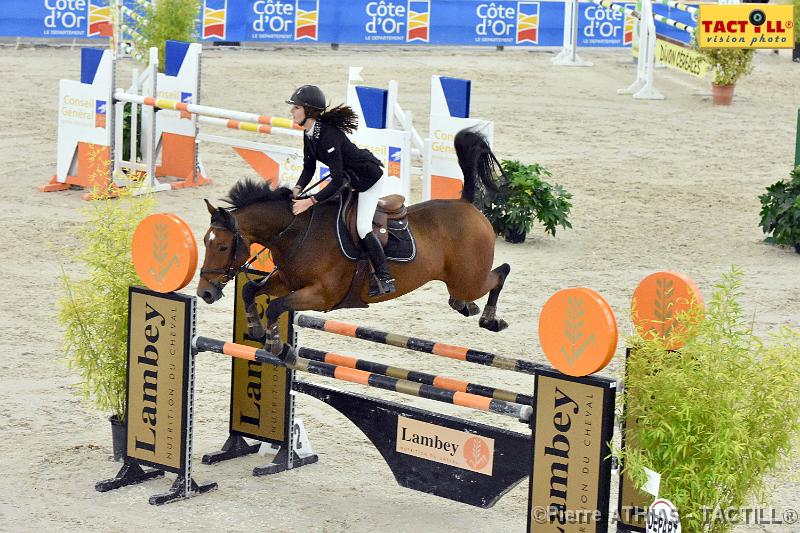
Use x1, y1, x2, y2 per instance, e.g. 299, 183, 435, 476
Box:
620, 268, 800, 532
695, 42, 755, 105
483, 160, 573, 243
58, 186, 155, 461
759, 165, 800, 254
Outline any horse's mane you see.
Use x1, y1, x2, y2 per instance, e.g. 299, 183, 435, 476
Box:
221, 179, 293, 209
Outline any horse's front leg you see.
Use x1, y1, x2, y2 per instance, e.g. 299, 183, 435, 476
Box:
242, 273, 289, 340
264, 284, 329, 365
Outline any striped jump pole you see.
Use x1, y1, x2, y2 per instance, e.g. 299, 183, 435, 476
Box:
652, 13, 694, 33
298, 346, 534, 406
198, 116, 303, 138
591, 0, 641, 20
294, 314, 548, 376
194, 336, 533, 421
653, 0, 698, 15
114, 92, 303, 132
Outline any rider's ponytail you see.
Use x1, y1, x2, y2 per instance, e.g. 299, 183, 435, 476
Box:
320, 105, 359, 134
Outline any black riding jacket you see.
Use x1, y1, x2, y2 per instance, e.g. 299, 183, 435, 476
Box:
295, 119, 384, 204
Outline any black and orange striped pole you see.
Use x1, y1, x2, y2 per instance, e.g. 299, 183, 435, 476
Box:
193, 336, 532, 421
298, 347, 534, 407
294, 314, 547, 376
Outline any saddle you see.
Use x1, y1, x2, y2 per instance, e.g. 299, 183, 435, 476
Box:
332, 189, 416, 311
344, 192, 409, 248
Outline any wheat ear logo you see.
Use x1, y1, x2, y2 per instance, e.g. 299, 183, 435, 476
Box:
149, 223, 179, 283
654, 276, 675, 337
463, 437, 491, 470
561, 296, 596, 367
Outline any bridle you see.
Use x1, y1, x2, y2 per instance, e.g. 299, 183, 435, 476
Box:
199, 216, 248, 294
199, 206, 312, 293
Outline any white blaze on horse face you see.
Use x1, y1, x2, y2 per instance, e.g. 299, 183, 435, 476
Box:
209, 230, 216, 242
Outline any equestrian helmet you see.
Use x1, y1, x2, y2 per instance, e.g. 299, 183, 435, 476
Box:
286, 85, 326, 111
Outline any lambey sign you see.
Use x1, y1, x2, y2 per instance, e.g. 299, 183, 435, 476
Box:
126, 288, 192, 473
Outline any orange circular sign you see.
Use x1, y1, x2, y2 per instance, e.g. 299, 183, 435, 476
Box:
248, 243, 275, 273
538, 287, 618, 377
132, 213, 198, 293
631, 271, 704, 350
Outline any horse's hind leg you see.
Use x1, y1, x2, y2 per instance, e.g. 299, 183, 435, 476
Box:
478, 263, 511, 332
449, 298, 481, 317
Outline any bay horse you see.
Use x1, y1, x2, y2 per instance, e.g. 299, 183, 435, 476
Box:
197, 128, 511, 359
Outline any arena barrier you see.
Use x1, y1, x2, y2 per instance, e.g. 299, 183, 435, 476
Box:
42, 41, 306, 197
99, 214, 620, 531
347, 67, 494, 200
554, 0, 707, 100
45, 40, 493, 200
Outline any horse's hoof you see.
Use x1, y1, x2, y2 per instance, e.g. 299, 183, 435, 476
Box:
449, 298, 481, 317
248, 323, 267, 340
280, 345, 298, 369
463, 302, 481, 317
479, 317, 508, 332
264, 333, 283, 357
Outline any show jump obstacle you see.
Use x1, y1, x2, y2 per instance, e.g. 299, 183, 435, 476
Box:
42, 42, 304, 197
99, 213, 621, 532
554, 0, 707, 100
45, 41, 492, 201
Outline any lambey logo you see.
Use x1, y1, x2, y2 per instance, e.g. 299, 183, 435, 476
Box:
238, 361, 263, 427
134, 301, 166, 454
545, 386, 579, 526
400, 426, 460, 456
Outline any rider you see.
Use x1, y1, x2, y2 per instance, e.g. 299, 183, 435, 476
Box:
287, 84, 396, 297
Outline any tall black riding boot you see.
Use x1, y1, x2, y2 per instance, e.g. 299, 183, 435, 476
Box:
361, 233, 396, 297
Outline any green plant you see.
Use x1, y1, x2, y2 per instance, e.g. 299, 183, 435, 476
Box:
620, 267, 800, 533
759, 165, 800, 252
483, 160, 572, 240
132, 0, 199, 70
693, 29, 755, 86
701, 47, 755, 85
794, 0, 800, 44
121, 103, 142, 163
58, 187, 156, 420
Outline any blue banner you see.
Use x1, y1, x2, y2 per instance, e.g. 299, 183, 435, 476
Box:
199, 0, 633, 47
0, 0, 696, 49
653, 3, 698, 45
0, 0, 113, 38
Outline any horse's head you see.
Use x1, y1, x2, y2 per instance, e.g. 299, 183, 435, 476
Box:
197, 199, 252, 304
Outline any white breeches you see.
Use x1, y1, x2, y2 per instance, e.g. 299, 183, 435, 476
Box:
356, 176, 385, 238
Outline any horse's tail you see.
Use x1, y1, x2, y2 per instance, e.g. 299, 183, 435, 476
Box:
454, 127, 503, 205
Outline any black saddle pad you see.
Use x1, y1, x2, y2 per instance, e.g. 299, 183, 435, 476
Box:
335, 193, 416, 263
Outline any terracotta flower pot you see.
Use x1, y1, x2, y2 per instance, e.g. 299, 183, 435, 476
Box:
711, 83, 735, 105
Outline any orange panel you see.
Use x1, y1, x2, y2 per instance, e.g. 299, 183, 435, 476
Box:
234, 147, 280, 187
157, 133, 210, 188
430, 174, 463, 199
